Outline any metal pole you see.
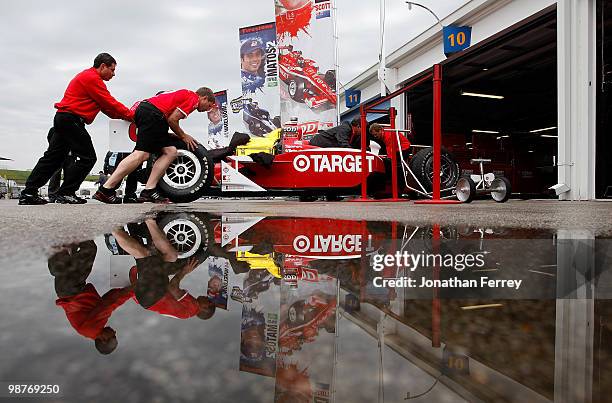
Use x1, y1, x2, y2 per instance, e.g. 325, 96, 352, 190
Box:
332, 0, 340, 125
379, 0, 387, 97
389, 107, 399, 200
360, 105, 368, 199
432, 64, 442, 200
432, 223, 441, 348
415, 64, 461, 204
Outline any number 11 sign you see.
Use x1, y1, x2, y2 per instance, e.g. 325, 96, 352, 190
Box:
443, 26, 472, 56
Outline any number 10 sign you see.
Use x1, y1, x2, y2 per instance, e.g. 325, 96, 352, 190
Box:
443, 26, 472, 55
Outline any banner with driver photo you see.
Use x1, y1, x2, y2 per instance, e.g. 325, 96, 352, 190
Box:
275, 0, 338, 135
239, 22, 282, 137
206, 90, 230, 149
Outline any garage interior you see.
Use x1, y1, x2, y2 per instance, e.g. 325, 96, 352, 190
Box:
402, 8, 558, 197
597, 0, 612, 198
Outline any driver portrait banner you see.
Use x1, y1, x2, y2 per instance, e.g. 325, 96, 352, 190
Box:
275, 0, 338, 131
239, 22, 281, 137
207, 90, 230, 149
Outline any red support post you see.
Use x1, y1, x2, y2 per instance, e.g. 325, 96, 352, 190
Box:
415, 64, 461, 205
431, 223, 441, 348
389, 108, 398, 200
359, 105, 368, 200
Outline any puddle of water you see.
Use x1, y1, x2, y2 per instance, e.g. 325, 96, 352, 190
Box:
1, 212, 611, 403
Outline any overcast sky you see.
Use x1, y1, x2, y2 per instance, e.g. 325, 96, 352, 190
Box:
0, 0, 466, 170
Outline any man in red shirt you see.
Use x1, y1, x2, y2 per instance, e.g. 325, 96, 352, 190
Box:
111, 219, 216, 320
20, 53, 134, 205
94, 87, 215, 203
49, 240, 133, 355
370, 123, 412, 189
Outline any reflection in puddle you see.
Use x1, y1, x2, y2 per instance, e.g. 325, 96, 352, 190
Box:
3, 212, 612, 402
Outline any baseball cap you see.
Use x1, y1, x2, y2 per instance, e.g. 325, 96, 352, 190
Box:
241, 38, 264, 56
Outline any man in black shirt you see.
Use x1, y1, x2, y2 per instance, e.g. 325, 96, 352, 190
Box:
309, 118, 361, 148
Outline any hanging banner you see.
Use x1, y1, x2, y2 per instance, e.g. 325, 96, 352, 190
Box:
239, 22, 282, 137
238, 269, 281, 377
274, 266, 337, 402
206, 257, 230, 310
207, 90, 230, 149
275, 0, 338, 132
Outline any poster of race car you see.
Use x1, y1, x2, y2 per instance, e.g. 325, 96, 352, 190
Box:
274, 268, 337, 402
207, 90, 230, 149
239, 22, 282, 137
275, 0, 338, 132
206, 257, 229, 310
239, 269, 281, 377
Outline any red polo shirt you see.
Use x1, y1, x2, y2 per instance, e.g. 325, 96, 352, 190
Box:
146, 89, 200, 119
54, 67, 133, 124
380, 131, 411, 153
135, 291, 200, 319
56, 284, 133, 339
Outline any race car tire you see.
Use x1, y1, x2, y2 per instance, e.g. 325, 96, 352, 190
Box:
299, 195, 319, 202
455, 176, 476, 203
288, 79, 305, 103
324, 70, 336, 91
272, 116, 282, 128
323, 317, 336, 333
158, 144, 214, 203
157, 212, 212, 261
490, 176, 512, 203
409, 147, 460, 193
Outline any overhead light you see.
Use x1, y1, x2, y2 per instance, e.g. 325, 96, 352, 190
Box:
482, 68, 489, 71
528, 150, 534, 153
540, 135, 558, 138
530, 126, 557, 133
461, 91, 504, 100
465, 142, 472, 145
501, 135, 509, 138
472, 129, 499, 134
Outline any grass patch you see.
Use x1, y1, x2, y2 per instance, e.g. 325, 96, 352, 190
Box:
0, 169, 98, 185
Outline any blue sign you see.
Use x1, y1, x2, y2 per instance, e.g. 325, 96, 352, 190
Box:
345, 89, 361, 108
443, 26, 472, 55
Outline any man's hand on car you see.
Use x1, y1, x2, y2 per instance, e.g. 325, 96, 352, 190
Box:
182, 133, 199, 151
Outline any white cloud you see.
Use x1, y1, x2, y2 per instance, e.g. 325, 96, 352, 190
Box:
0, 0, 467, 170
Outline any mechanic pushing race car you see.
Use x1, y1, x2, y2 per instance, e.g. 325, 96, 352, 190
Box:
95, 88, 216, 204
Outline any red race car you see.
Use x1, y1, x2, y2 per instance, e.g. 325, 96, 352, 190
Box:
278, 46, 337, 111
104, 119, 461, 203
105, 120, 388, 203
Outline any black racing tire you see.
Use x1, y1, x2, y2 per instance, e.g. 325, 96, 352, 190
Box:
288, 79, 305, 103
323, 316, 336, 333
409, 147, 460, 193
455, 176, 476, 203
272, 116, 282, 128
299, 195, 319, 202
158, 144, 214, 203
156, 212, 212, 261
324, 70, 336, 91
490, 177, 512, 203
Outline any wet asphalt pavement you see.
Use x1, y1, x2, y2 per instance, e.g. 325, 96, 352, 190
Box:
1, 198, 612, 265
1, 201, 611, 403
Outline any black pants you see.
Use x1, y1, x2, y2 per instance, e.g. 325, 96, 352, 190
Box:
125, 171, 140, 196
46, 128, 75, 197
24, 112, 96, 196
48, 241, 97, 298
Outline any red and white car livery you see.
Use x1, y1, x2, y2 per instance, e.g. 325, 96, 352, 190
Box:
278, 46, 337, 111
